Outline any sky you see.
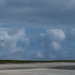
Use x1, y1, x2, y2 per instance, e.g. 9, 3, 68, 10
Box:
0, 0, 75, 60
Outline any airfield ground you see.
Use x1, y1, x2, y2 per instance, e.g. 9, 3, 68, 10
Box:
0, 63, 75, 75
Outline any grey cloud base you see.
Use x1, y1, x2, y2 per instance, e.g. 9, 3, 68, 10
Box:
0, 0, 75, 28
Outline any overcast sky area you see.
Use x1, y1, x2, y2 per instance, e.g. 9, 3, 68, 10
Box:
0, 0, 75, 60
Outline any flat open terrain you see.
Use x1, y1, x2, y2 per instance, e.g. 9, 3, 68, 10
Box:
0, 63, 75, 75
0, 62, 75, 69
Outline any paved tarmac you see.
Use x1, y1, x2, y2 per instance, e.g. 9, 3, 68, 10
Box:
0, 63, 75, 75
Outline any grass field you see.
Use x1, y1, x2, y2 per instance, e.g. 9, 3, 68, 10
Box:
0, 60, 75, 64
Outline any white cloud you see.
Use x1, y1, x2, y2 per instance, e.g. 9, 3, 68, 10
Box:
36, 51, 44, 58
47, 29, 66, 41
51, 41, 61, 51
39, 29, 65, 51
38, 29, 67, 59
0, 28, 29, 55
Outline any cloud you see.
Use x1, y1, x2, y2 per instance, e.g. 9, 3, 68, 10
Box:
39, 29, 66, 49
0, 0, 74, 28
36, 51, 44, 58
0, 27, 75, 60
45, 28, 75, 59
38, 29, 68, 59
0, 28, 29, 59
51, 41, 61, 51
47, 29, 66, 41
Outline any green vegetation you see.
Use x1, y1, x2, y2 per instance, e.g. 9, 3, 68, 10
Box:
0, 60, 75, 64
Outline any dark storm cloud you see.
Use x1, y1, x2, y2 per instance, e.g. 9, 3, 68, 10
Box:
0, 0, 75, 27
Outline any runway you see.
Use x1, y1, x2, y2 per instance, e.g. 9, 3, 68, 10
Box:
0, 63, 75, 75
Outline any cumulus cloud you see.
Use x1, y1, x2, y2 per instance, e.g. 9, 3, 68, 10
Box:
51, 41, 61, 51
36, 51, 44, 58
0, 28, 29, 59
47, 29, 66, 41
40, 28, 75, 59
0, 27, 75, 60
39, 29, 66, 49
38, 29, 67, 59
